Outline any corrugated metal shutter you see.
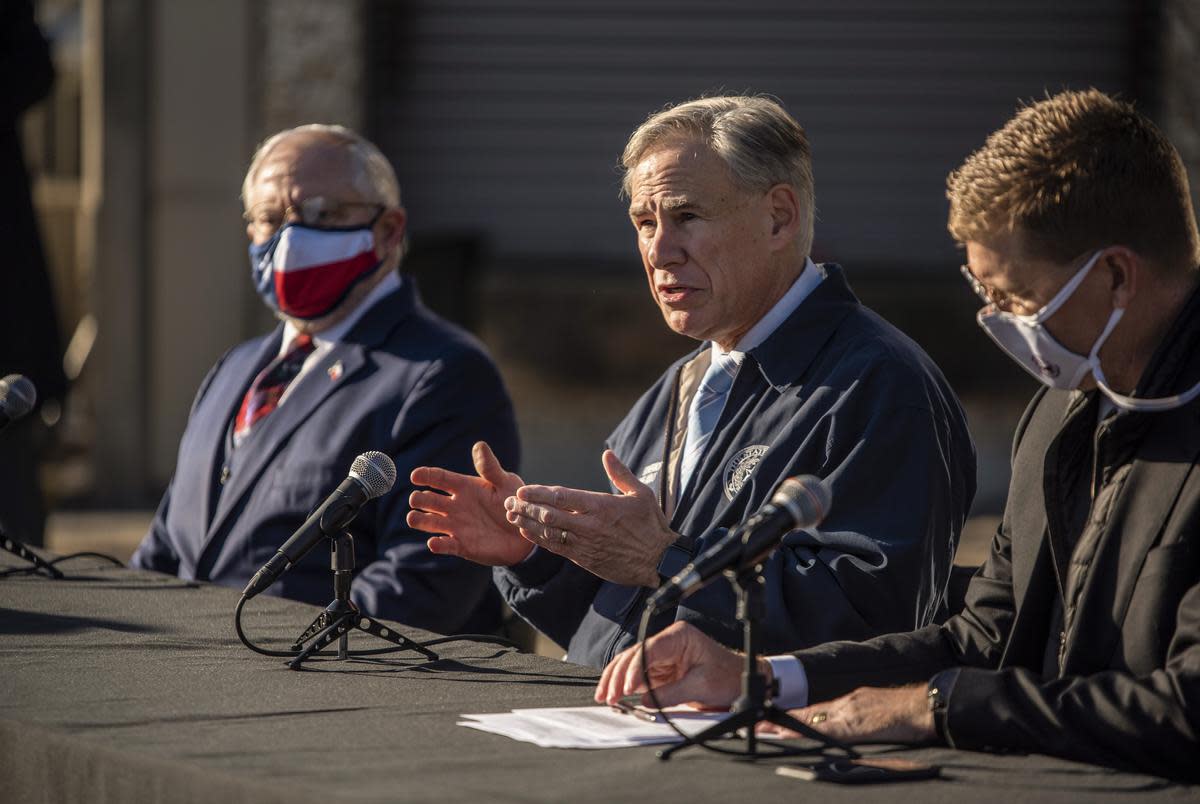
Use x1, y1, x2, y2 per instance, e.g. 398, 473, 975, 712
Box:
367, 0, 1132, 273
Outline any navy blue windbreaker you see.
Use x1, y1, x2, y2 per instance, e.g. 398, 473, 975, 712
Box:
495, 264, 977, 668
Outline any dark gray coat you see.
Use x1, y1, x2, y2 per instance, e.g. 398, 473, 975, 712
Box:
796, 285, 1200, 780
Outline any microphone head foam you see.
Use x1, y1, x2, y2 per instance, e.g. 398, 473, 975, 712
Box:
0, 374, 37, 421
350, 451, 397, 499
772, 475, 831, 528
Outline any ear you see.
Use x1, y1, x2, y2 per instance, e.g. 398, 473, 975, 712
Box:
1103, 246, 1139, 310
374, 207, 408, 257
765, 184, 801, 246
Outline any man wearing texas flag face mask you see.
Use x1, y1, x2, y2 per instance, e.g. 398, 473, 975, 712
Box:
131, 124, 519, 635
596, 89, 1200, 780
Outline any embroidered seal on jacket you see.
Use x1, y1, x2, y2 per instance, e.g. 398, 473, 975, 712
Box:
724, 445, 769, 500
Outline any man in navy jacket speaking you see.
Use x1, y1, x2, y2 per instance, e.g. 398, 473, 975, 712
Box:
408, 97, 975, 666
132, 125, 518, 635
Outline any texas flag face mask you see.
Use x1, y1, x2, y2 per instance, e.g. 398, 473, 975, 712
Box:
248, 220, 381, 320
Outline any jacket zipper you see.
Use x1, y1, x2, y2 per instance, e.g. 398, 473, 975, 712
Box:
1060, 415, 1112, 671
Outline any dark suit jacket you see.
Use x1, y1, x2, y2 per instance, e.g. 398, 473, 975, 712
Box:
795, 287, 1200, 781
131, 279, 519, 635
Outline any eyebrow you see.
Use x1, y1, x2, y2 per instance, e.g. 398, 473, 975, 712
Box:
628, 195, 700, 218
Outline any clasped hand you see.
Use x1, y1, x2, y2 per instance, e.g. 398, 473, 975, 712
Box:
502, 449, 676, 587
409, 442, 677, 587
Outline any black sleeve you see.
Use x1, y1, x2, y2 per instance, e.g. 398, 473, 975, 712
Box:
1, 0, 55, 123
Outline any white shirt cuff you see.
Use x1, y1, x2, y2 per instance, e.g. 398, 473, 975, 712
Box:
766, 656, 809, 709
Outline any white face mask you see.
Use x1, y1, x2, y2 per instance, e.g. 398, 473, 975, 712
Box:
974, 249, 1200, 413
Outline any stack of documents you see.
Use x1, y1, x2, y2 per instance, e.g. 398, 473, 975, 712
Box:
458, 705, 728, 749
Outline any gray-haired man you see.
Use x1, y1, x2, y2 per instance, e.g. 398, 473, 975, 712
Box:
132, 124, 519, 635
409, 96, 976, 667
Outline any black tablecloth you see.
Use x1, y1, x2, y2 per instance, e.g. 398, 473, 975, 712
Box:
0, 551, 1194, 803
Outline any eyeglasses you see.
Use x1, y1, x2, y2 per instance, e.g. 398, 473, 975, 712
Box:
243, 196, 384, 237
959, 263, 1010, 310
961, 247, 1107, 316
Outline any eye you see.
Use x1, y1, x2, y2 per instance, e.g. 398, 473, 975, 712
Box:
312, 209, 338, 226
251, 213, 283, 234
636, 218, 656, 234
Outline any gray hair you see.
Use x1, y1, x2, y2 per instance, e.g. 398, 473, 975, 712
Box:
621, 96, 815, 256
242, 123, 401, 208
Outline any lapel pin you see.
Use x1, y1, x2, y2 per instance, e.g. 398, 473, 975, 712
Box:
327, 360, 344, 382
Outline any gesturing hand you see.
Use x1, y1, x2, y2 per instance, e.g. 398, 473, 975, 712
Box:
503, 450, 677, 587
408, 441, 534, 567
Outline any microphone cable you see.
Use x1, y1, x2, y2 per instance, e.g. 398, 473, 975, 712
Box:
636, 603, 857, 760
234, 594, 522, 660
0, 534, 125, 579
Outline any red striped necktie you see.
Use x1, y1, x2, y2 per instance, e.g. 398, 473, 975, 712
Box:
233, 334, 315, 447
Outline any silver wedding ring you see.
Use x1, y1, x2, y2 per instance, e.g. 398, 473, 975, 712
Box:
559, 529, 569, 546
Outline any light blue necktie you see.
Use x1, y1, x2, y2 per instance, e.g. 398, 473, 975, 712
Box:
678, 350, 739, 495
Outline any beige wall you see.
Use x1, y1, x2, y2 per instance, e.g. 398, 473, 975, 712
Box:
145, 0, 256, 485
81, 0, 368, 496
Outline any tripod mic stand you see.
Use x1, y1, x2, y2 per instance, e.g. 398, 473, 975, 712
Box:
657, 563, 856, 761
286, 530, 438, 670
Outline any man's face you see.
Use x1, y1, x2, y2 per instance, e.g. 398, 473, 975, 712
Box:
964, 229, 1115, 366
243, 136, 382, 246
242, 134, 407, 330
627, 139, 783, 350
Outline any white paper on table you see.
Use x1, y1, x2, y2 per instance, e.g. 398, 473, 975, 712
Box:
458, 705, 728, 749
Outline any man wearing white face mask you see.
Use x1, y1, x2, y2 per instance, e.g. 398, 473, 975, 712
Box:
595, 89, 1200, 780
131, 125, 519, 636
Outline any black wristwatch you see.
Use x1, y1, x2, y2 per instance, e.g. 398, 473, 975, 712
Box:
926, 668, 959, 744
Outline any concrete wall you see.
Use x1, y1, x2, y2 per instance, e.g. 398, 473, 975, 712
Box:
144, 0, 256, 487
84, 0, 370, 496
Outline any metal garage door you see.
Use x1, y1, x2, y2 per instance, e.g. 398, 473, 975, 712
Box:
368, 0, 1134, 274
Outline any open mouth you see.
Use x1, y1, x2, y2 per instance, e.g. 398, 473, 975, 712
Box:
657, 284, 696, 304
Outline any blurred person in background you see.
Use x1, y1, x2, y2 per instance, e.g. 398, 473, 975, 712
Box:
0, 0, 68, 547
409, 96, 977, 668
131, 124, 518, 635
596, 89, 1200, 782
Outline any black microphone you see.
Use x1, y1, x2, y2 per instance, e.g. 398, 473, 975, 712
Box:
0, 375, 37, 434
241, 451, 397, 600
647, 475, 831, 613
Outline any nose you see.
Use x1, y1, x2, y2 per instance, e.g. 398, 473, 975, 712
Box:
646, 221, 684, 269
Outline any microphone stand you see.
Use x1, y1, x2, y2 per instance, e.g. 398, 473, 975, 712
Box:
657, 562, 855, 761
0, 528, 63, 579
286, 530, 438, 670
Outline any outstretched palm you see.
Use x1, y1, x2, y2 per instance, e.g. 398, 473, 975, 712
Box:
408, 441, 533, 566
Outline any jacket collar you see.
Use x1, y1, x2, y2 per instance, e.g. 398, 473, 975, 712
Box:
746, 263, 858, 389
1128, 279, 1200, 397
338, 274, 419, 348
